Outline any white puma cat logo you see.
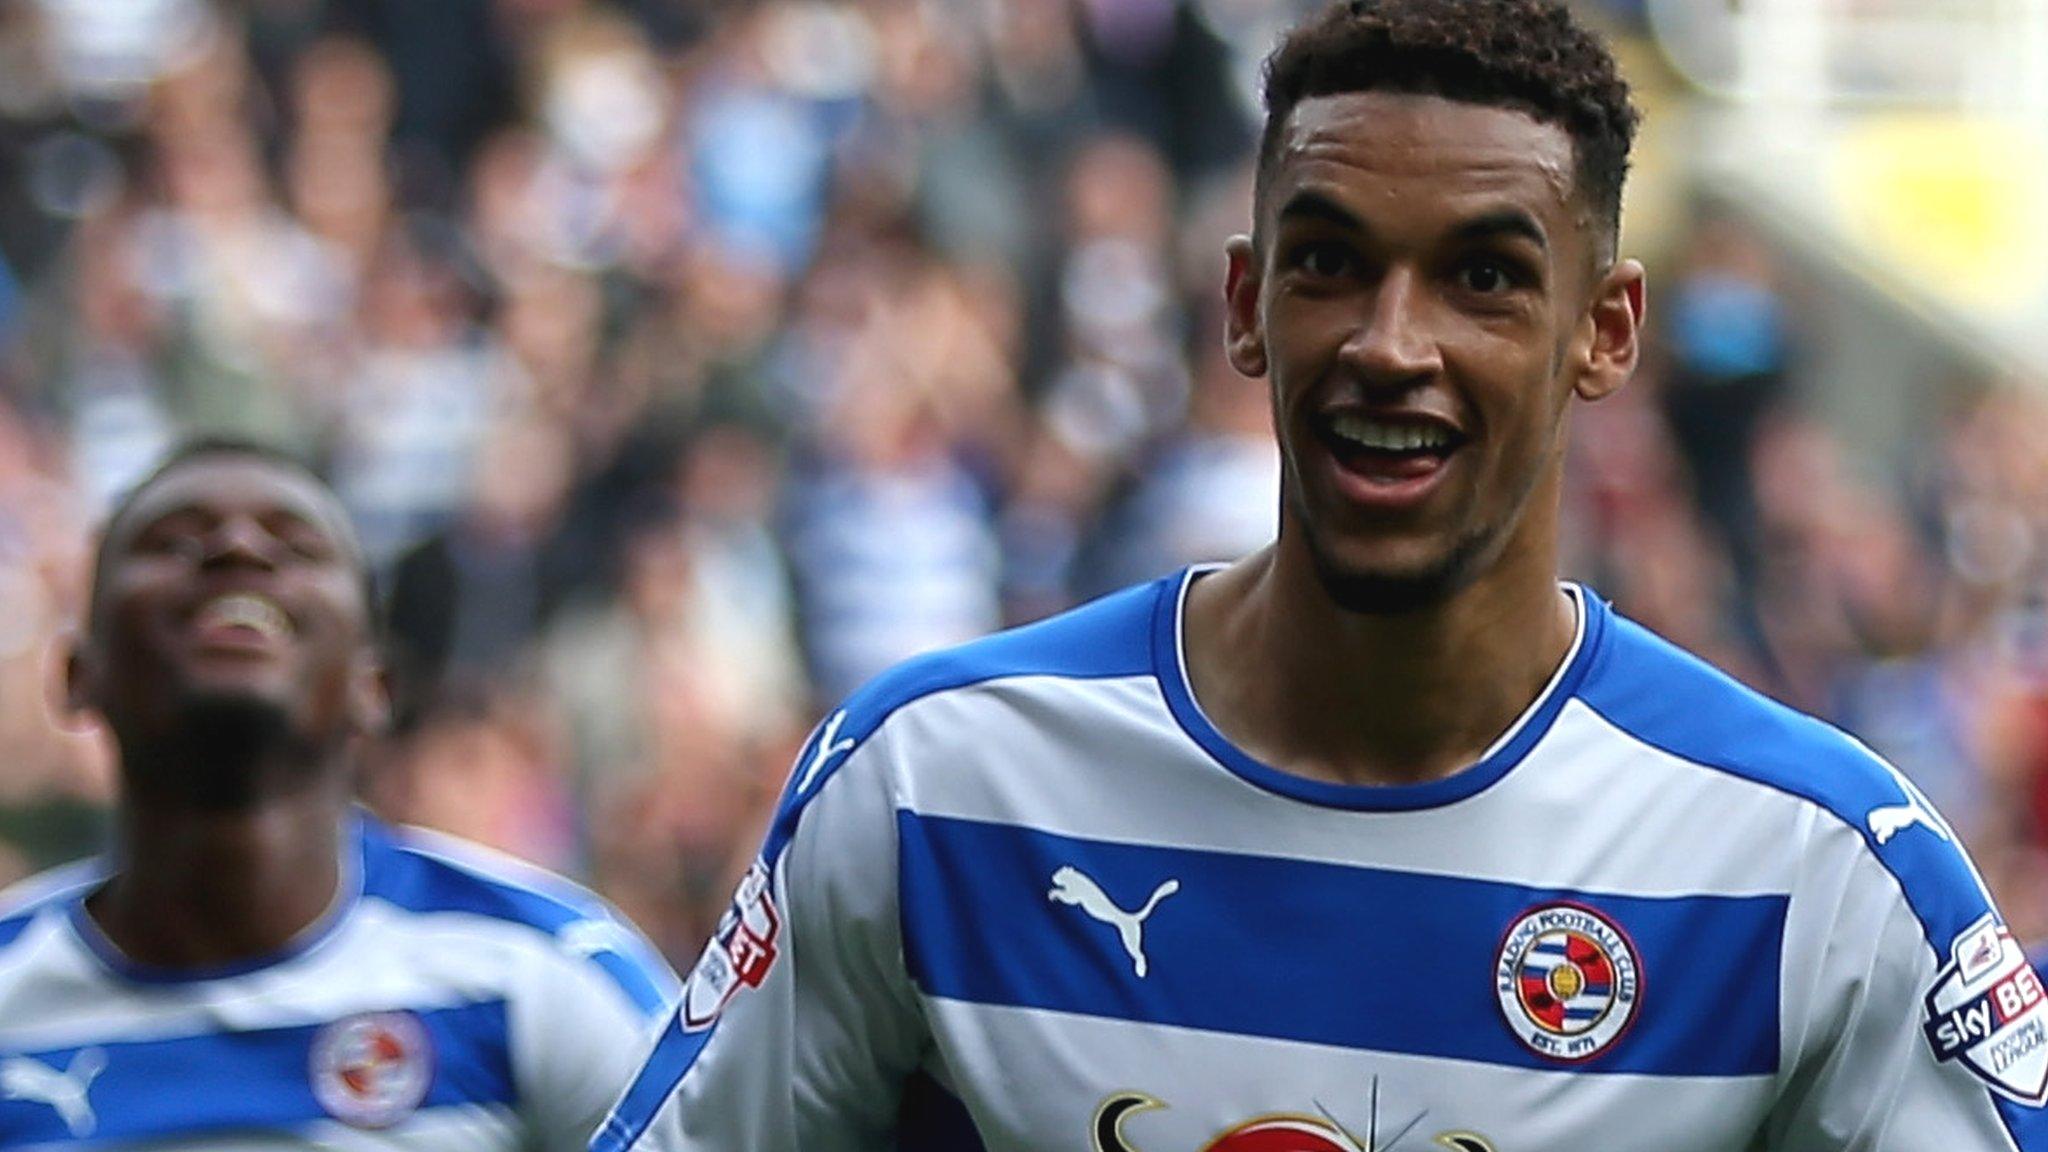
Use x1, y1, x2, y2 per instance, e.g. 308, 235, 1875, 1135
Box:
1868, 797, 1949, 845
793, 710, 856, 795
1049, 866, 1180, 978
2, 1048, 106, 1136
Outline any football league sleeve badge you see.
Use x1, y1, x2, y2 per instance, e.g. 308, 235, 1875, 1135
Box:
1924, 913, 2048, 1104
681, 859, 782, 1031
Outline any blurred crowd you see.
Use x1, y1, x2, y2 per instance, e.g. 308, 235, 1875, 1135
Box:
0, 0, 2043, 965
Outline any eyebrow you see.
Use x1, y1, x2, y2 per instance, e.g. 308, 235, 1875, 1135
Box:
1274, 192, 1550, 255
122, 498, 348, 554
1274, 190, 1370, 234
1451, 209, 1549, 253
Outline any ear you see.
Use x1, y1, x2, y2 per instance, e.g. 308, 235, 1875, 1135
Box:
349, 649, 393, 737
60, 633, 95, 721
1573, 258, 1644, 402
1223, 234, 1268, 379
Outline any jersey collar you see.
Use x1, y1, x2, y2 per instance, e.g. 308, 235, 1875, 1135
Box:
62, 813, 369, 985
1151, 566, 1609, 811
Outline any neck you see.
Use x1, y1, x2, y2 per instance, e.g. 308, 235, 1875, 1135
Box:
1184, 529, 1577, 789
88, 781, 353, 972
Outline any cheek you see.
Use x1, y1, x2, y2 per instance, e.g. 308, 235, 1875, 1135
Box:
1261, 302, 1346, 384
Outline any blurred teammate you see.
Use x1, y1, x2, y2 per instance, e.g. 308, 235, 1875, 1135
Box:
600, 2, 2046, 1149
0, 441, 676, 1148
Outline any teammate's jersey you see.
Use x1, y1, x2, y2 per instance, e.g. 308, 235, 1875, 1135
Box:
0, 814, 677, 1150
599, 570, 2048, 1152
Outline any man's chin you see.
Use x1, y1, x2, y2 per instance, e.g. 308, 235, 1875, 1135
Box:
1302, 536, 1491, 617
137, 689, 319, 809
175, 687, 295, 735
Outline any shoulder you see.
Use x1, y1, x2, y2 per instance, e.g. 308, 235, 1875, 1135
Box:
359, 818, 676, 1018
757, 574, 1173, 865
833, 575, 1167, 743
1573, 600, 1992, 953
0, 860, 102, 956
1574, 603, 1916, 834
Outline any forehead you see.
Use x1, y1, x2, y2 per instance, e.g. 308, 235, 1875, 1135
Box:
1267, 91, 1582, 232
109, 457, 356, 550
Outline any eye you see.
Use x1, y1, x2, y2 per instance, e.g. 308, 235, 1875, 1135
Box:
272, 520, 336, 561
1291, 241, 1355, 280
1457, 259, 1511, 294
1455, 256, 1530, 296
283, 532, 333, 561
131, 520, 203, 559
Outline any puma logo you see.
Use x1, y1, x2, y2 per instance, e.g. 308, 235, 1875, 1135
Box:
793, 710, 856, 795
1048, 866, 1179, 978
1868, 795, 1949, 845
2, 1049, 106, 1136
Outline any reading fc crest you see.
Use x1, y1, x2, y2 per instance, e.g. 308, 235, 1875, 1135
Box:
310, 1011, 434, 1128
1495, 902, 1641, 1061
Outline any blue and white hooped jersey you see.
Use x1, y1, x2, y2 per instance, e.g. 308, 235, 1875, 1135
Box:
600, 569, 2048, 1152
0, 815, 677, 1150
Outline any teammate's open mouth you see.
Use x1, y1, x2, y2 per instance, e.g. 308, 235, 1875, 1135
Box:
189, 592, 295, 650
1316, 412, 1466, 481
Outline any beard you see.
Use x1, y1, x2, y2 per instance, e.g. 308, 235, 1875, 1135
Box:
118, 689, 328, 810
1290, 496, 1501, 617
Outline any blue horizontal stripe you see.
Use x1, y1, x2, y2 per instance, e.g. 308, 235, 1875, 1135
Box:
899, 814, 1785, 1077
0, 1000, 512, 1146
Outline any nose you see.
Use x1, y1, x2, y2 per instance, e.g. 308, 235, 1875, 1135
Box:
1339, 266, 1443, 389
197, 515, 281, 570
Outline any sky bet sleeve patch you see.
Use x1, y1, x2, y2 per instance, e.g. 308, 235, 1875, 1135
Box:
1924, 913, 2048, 1105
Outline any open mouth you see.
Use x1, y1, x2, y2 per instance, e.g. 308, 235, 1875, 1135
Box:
190, 592, 293, 648
1317, 412, 1466, 481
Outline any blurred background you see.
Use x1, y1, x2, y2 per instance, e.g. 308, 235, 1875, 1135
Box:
0, 0, 2044, 966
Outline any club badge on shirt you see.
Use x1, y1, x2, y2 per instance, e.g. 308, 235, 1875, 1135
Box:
1495, 902, 1642, 1062
309, 1011, 434, 1128
1924, 913, 2048, 1104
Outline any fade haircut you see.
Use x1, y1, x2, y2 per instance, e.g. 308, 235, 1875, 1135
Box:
87, 438, 377, 628
1256, 0, 1640, 254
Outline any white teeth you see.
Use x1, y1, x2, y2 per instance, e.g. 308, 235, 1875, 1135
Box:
196, 593, 290, 640
1328, 414, 1453, 452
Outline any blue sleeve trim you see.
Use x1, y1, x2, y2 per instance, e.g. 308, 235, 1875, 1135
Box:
589, 1013, 711, 1152
362, 821, 678, 1018
592, 577, 1169, 1150
1577, 614, 1990, 948
758, 576, 1164, 866
1580, 611, 2042, 1139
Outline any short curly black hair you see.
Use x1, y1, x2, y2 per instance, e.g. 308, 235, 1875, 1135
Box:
1257, 0, 1640, 252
